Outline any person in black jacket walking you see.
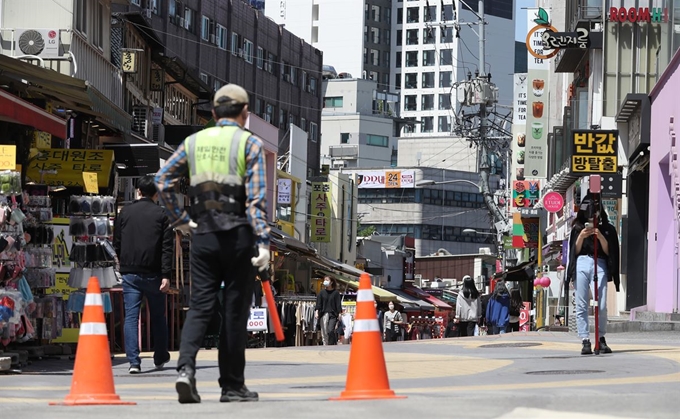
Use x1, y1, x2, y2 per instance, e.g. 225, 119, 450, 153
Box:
315, 276, 342, 345
113, 175, 173, 374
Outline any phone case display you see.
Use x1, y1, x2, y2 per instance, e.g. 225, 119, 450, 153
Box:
65, 195, 116, 313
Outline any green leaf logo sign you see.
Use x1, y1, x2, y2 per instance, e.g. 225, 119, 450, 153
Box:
533, 7, 550, 26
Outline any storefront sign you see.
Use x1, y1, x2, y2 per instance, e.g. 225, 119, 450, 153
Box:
542, 28, 590, 50
121, 50, 138, 73
570, 130, 618, 174
354, 170, 415, 189
522, 217, 540, 249
519, 302, 531, 331
608, 7, 668, 23
27, 149, 114, 188
512, 74, 528, 185
277, 178, 292, 204
151, 107, 163, 125
82, 172, 99, 193
512, 180, 541, 208
543, 191, 565, 213
150, 68, 165, 91
247, 308, 268, 332
310, 181, 331, 243
525, 8, 551, 179
0, 145, 16, 170
34, 131, 52, 149
50, 218, 72, 272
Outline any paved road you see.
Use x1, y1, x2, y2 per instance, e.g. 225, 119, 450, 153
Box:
1, 331, 680, 418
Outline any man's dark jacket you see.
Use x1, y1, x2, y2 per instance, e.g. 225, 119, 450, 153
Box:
113, 198, 173, 278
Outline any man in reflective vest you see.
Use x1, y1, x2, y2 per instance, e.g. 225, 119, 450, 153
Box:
155, 84, 270, 404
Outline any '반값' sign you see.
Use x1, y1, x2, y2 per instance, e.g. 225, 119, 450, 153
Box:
570, 130, 618, 174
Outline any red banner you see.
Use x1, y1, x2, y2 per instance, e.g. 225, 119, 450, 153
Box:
519, 302, 531, 332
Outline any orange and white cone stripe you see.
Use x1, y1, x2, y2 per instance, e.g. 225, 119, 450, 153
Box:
80, 293, 108, 336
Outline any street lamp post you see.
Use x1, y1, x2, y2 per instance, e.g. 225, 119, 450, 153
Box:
463, 228, 505, 272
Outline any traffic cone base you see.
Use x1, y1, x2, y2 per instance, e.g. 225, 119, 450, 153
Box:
330, 274, 406, 401
50, 277, 135, 406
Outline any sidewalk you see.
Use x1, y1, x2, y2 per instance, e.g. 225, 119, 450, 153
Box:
1, 331, 679, 418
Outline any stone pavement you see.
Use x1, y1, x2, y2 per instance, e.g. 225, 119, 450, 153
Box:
1, 331, 679, 418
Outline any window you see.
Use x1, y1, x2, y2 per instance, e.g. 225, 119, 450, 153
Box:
421, 94, 434, 110
405, 51, 418, 67
131, 0, 141, 4
231, 32, 239, 55
406, 7, 419, 23
382, 73, 389, 87
440, 49, 452, 65
385, 8, 391, 24
267, 53, 277, 73
341, 133, 350, 144
300, 117, 306, 132
310, 122, 318, 142
243, 39, 254, 63
255, 99, 263, 116
442, 4, 454, 21
404, 95, 417, 111
217, 24, 227, 50
371, 27, 380, 44
370, 49, 379, 66
440, 27, 453, 42
201, 15, 210, 40
256, 47, 264, 68
395, 73, 401, 89
366, 134, 388, 147
423, 28, 435, 44
371, 5, 380, 21
423, 50, 435, 66
421, 117, 434, 133
405, 73, 417, 89
93, 1, 104, 47
439, 93, 451, 110
324, 96, 343, 107
397, 8, 403, 24
75, 0, 88, 33
422, 72, 435, 88
279, 109, 288, 127
383, 29, 390, 45
423, 5, 436, 21
396, 52, 402, 68
438, 116, 450, 133
439, 71, 452, 88
406, 29, 418, 45
214, 79, 222, 92
290, 66, 297, 86
264, 103, 274, 123
396, 30, 402, 46
151, 0, 161, 15
200, 73, 209, 84
169, 0, 181, 25
184, 7, 195, 32
383, 51, 390, 68
403, 117, 416, 133
310, 77, 318, 96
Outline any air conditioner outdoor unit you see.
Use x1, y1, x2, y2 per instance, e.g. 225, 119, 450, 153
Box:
210, 34, 215, 44
332, 160, 346, 169
13, 29, 62, 59
143, 9, 152, 19
152, 124, 165, 144
132, 106, 148, 138
283, 74, 290, 82
238, 48, 244, 57
179, 17, 185, 28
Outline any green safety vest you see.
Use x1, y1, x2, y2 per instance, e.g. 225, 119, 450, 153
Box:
185, 125, 249, 186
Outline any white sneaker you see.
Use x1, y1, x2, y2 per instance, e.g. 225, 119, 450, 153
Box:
129, 365, 141, 374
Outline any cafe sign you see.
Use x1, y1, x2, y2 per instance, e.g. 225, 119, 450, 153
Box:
542, 28, 590, 50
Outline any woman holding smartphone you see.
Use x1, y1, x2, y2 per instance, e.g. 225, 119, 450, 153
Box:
566, 193, 620, 356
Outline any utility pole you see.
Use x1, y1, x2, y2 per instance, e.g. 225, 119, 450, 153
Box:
453, 0, 510, 269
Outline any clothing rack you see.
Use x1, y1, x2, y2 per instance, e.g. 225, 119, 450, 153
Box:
275, 295, 317, 302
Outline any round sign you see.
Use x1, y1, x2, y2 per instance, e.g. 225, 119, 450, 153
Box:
543, 192, 564, 213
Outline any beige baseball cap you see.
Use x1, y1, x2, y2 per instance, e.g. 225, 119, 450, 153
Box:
213, 84, 249, 107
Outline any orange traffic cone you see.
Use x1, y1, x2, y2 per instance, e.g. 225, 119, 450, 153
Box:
50, 277, 135, 406
330, 273, 406, 401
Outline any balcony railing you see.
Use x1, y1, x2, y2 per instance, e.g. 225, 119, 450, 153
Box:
70, 31, 123, 109
329, 144, 359, 158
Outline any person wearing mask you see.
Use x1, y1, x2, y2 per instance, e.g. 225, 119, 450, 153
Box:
455, 275, 481, 337
155, 84, 270, 403
383, 302, 404, 342
567, 193, 620, 355
113, 175, 172, 374
314, 276, 342, 345
486, 281, 511, 335
508, 288, 524, 332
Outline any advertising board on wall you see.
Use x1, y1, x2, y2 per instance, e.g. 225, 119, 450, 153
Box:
354, 170, 415, 189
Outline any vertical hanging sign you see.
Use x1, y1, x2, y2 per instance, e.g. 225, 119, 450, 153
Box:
524, 8, 553, 179
511, 73, 528, 184
310, 182, 331, 243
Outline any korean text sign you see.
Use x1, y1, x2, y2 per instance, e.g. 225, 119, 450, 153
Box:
311, 182, 331, 243
571, 130, 618, 174
27, 149, 114, 188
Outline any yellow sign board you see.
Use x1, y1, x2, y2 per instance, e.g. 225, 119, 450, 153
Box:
122, 50, 138, 73
82, 172, 99, 193
0, 145, 16, 170
33, 131, 52, 149
26, 149, 114, 188
310, 182, 331, 243
45, 272, 77, 301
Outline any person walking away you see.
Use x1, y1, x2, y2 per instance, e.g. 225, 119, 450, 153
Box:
113, 175, 172, 374
508, 288, 524, 332
314, 276, 341, 345
155, 84, 271, 403
444, 313, 458, 338
486, 281, 511, 335
566, 193, 620, 355
455, 275, 481, 337
383, 302, 403, 342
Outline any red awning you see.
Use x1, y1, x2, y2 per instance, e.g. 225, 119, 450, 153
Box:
403, 287, 453, 310
0, 89, 66, 139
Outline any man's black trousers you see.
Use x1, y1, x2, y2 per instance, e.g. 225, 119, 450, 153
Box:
177, 226, 255, 389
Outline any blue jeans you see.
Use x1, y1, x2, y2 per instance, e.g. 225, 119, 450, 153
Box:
575, 255, 608, 340
122, 273, 169, 367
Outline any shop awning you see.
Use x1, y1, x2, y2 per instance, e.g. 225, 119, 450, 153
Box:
0, 89, 66, 139
314, 268, 397, 303
402, 286, 453, 310
387, 288, 436, 312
